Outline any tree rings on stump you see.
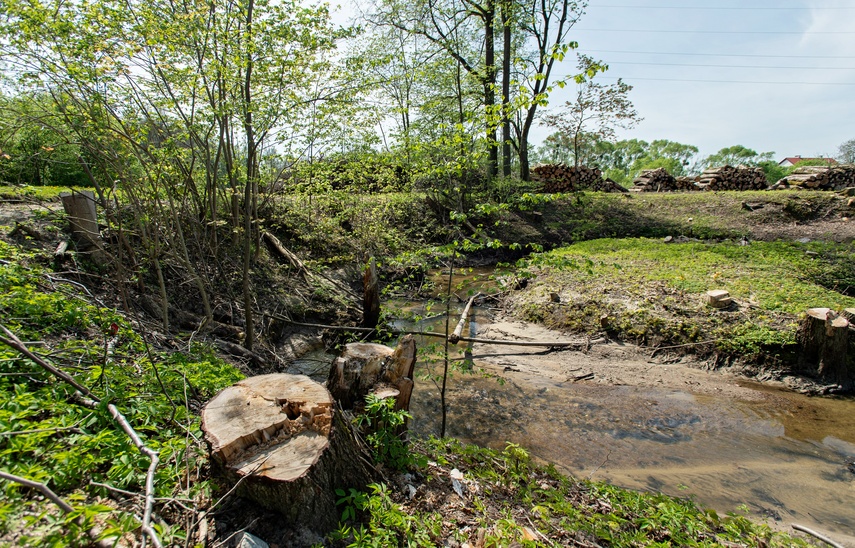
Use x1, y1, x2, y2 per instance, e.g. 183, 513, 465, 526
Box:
201, 374, 373, 533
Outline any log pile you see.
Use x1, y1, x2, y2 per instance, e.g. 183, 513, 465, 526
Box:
532, 164, 626, 193
630, 168, 686, 192
770, 165, 855, 191
697, 165, 768, 191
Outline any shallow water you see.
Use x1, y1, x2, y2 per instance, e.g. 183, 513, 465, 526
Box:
393, 290, 855, 539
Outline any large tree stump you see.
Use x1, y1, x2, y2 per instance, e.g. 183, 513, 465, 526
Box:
327, 335, 416, 413
797, 308, 851, 385
201, 374, 374, 533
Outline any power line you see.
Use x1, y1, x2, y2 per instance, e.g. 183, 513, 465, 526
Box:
595, 5, 855, 10
609, 60, 855, 70
576, 28, 855, 34
581, 49, 855, 60
594, 75, 855, 85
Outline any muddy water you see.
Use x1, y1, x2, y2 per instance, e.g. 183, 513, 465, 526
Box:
391, 297, 855, 540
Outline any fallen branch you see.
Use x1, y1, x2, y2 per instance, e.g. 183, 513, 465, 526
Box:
791, 524, 844, 548
260, 313, 588, 348
0, 471, 113, 548
449, 293, 480, 344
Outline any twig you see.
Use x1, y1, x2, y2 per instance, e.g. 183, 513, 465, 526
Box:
0, 324, 95, 398
524, 516, 551, 542
205, 456, 271, 516
0, 471, 113, 548
649, 338, 725, 358
587, 450, 611, 480
791, 524, 844, 548
0, 324, 163, 548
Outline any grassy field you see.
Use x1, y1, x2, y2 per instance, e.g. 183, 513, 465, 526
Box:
509, 237, 855, 361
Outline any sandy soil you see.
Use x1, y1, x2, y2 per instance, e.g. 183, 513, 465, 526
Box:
470, 318, 776, 399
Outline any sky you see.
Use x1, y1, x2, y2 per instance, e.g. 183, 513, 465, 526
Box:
535, 1, 855, 160
334, 1, 855, 162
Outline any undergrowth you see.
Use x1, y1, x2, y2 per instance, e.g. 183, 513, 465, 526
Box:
0, 240, 243, 546
330, 437, 805, 547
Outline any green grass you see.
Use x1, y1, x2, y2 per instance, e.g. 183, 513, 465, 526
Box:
511, 238, 855, 360
0, 184, 76, 201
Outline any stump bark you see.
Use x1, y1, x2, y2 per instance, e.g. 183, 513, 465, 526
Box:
797, 308, 851, 385
327, 335, 416, 413
362, 256, 380, 328
200, 374, 374, 533
60, 190, 105, 264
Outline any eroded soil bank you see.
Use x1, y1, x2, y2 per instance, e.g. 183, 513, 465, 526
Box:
404, 316, 855, 544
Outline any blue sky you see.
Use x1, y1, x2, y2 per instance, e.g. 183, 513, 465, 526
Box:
540, 1, 855, 160
336, 1, 855, 162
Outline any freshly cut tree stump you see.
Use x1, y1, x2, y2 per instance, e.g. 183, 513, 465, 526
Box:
327, 335, 416, 413
797, 308, 851, 385
201, 374, 373, 533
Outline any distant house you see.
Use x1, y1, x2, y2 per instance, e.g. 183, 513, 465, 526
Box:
778, 156, 837, 167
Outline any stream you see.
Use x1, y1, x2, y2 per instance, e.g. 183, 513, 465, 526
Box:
290, 269, 855, 541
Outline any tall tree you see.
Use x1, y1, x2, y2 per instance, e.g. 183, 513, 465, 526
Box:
510, 0, 585, 180
701, 145, 774, 168
837, 138, 855, 164
541, 55, 640, 167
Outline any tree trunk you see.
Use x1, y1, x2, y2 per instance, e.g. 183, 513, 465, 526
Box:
484, 0, 498, 180
797, 308, 851, 385
501, 2, 512, 178
201, 374, 374, 533
362, 256, 380, 329
327, 335, 416, 413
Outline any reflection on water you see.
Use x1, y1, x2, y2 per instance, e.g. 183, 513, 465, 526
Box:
409, 367, 855, 539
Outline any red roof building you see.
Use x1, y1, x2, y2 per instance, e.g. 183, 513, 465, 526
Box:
778, 156, 837, 167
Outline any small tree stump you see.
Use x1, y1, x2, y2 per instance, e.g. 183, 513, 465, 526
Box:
797, 308, 851, 385
201, 374, 373, 533
327, 335, 416, 413
705, 290, 732, 309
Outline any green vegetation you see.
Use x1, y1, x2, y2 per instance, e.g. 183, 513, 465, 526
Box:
510, 238, 855, 360
0, 241, 243, 545
331, 438, 805, 547
0, 184, 71, 201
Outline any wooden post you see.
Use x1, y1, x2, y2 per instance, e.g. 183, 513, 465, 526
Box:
201, 374, 374, 534
362, 256, 380, 329
797, 308, 851, 385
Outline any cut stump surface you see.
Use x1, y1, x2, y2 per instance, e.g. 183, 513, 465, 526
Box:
201, 373, 372, 533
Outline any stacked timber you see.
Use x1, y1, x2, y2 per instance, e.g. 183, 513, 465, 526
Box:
532, 164, 625, 192
697, 165, 768, 191
631, 168, 681, 192
770, 165, 855, 191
